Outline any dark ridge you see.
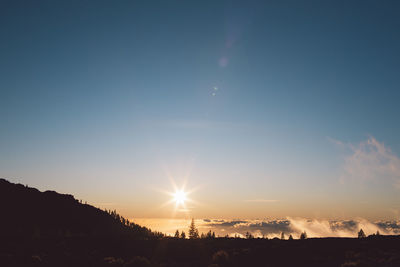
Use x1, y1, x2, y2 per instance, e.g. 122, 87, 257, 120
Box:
0, 178, 163, 239
1, 178, 400, 267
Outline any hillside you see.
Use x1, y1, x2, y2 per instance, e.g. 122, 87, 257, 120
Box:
1, 179, 400, 267
0, 178, 160, 239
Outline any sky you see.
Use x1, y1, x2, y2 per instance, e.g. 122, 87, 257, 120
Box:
1, 0, 400, 226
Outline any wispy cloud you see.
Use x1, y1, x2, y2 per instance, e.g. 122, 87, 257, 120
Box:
327, 136, 345, 147
333, 136, 400, 188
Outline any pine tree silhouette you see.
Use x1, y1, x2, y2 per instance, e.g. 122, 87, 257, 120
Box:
188, 218, 199, 239
300, 231, 307, 239
180, 231, 186, 239
245, 232, 253, 239
358, 229, 366, 238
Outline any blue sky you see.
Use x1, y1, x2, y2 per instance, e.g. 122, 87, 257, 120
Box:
1, 0, 400, 220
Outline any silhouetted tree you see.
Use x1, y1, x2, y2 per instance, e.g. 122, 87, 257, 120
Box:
245, 231, 253, 239
205, 230, 216, 239
376, 230, 380, 236
188, 218, 199, 239
300, 231, 307, 239
174, 230, 180, 238
180, 231, 186, 239
358, 229, 366, 238
206, 230, 212, 238
281, 232, 285, 240
288, 234, 293, 240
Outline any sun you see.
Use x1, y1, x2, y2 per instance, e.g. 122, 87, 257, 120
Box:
173, 190, 187, 205
157, 174, 201, 216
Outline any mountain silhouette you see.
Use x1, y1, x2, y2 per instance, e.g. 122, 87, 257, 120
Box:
1, 179, 400, 267
0, 178, 159, 239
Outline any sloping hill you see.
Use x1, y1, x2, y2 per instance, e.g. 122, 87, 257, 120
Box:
0, 178, 161, 239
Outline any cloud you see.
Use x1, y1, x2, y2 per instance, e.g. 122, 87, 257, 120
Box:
135, 218, 400, 238
327, 136, 345, 147
330, 220, 358, 232
208, 220, 248, 227
247, 220, 291, 234
335, 136, 400, 187
244, 199, 279, 203
376, 221, 400, 233
201, 218, 400, 238
287, 217, 399, 238
204, 219, 291, 238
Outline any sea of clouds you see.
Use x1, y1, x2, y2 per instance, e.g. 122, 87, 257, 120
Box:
198, 218, 400, 238
134, 217, 400, 238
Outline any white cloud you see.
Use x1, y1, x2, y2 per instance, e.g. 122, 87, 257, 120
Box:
337, 136, 400, 187
206, 218, 400, 238
134, 217, 400, 238
288, 217, 398, 238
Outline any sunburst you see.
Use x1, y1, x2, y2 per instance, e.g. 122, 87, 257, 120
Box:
172, 190, 187, 205
156, 178, 201, 217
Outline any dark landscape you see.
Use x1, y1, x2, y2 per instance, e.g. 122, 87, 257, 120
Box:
1, 179, 399, 267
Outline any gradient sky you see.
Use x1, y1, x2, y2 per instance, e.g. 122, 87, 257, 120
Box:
1, 0, 400, 221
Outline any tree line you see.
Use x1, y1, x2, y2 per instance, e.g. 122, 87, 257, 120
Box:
172, 219, 377, 240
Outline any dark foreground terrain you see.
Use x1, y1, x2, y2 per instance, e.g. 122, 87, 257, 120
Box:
1, 179, 399, 267
2, 235, 400, 267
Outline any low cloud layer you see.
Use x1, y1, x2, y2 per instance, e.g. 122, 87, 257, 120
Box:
135, 217, 400, 238
200, 218, 400, 238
